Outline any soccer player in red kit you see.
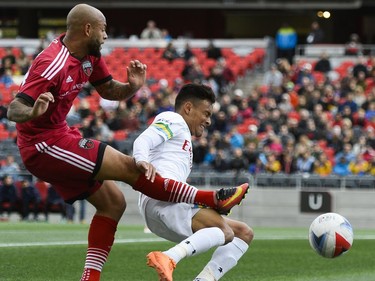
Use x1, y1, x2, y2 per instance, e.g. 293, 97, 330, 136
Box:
7, 4, 248, 280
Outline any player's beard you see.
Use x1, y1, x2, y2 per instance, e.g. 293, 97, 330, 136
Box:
88, 39, 102, 57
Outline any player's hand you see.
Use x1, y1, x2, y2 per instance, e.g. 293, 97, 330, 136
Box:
136, 160, 157, 182
32, 92, 54, 119
127, 60, 147, 92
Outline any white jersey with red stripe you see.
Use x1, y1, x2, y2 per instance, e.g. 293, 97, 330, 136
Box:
15, 33, 111, 148
135, 111, 194, 203
135, 111, 201, 242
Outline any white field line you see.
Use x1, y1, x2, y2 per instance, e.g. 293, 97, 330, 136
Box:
0, 235, 374, 248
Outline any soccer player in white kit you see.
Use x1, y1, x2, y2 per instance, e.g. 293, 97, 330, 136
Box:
133, 83, 253, 281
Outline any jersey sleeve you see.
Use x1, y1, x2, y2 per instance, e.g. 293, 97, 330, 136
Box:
89, 56, 112, 86
133, 112, 187, 163
133, 128, 164, 163
17, 59, 56, 103
149, 112, 186, 141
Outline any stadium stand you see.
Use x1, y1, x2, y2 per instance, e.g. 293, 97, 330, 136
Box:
0, 38, 374, 211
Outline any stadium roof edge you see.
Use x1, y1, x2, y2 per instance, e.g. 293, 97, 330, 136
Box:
0, 0, 363, 9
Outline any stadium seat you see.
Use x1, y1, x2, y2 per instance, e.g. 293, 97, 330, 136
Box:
113, 130, 127, 141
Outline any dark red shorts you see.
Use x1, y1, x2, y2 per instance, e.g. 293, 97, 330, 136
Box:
19, 128, 107, 203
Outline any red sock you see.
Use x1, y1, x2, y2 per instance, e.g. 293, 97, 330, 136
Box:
134, 174, 215, 208
80, 215, 118, 281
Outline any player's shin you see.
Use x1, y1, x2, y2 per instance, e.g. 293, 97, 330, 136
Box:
80, 215, 117, 281
133, 174, 216, 207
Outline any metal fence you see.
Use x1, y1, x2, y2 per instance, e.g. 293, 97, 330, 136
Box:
188, 171, 374, 189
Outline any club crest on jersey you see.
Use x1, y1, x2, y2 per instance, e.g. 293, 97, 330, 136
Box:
78, 138, 94, 149
82, 60, 93, 76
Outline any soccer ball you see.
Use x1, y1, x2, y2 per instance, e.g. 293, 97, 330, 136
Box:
308, 212, 353, 258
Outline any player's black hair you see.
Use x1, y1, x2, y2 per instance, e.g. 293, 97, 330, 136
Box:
175, 83, 216, 111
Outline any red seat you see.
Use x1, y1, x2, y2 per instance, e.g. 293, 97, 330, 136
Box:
113, 130, 127, 141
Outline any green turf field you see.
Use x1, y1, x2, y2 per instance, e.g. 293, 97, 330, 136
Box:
0, 223, 374, 281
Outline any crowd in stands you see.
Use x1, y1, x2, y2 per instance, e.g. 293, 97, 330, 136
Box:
0, 37, 374, 199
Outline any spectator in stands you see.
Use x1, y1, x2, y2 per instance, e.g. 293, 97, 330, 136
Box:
365, 101, 375, 121
162, 41, 179, 62
212, 149, 229, 172
264, 152, 282, 173
335, 143, 356, 164
352, 56, 369, 79
182, 42, 194, 61
0, 67, 14, 88
1, 47, 16, 69
0, 155, 20, 180
91, 117, 114, 143
0, 174, 18, 221
193, 137, 209, 165
263, 63, 283, 88
278, 124, 295, 147
275, 23, 297, 64
295, 147, 315, 174
181, 56, 205, 84
295, 63, 314, 86
352, 135, 368, 156
227, 104, 242, 127
229, 147, 248, 173
229, 127, 244, 149
314, 52, 332, 74
79, 117, 95, 138
207, 58, 235, 96
278, 93, 293, 115
243, 142, 259, 174
313, 153, 332, 176
161, 28, 172, 41
20, 178, 41, 221
202, 146, 217, 167
0, 103, 8, 121
349, 154, 370, 175
122, 106, 141, 133
280, 150, 297, 174
306, 21, 325, 44
333, 156, 351, 176
345, 33, 363, 56
44, 185, 67, 222
16, 49, 32, 75
205, 40, 222, 60
140, 20, 162, 39
105, 109, 123, 131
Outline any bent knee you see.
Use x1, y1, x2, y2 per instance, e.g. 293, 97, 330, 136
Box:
237, 223, 254, 244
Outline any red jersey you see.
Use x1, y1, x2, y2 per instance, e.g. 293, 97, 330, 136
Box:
16, 34, 111, 148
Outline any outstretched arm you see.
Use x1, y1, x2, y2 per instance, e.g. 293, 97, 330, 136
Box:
95, 60, 147, 101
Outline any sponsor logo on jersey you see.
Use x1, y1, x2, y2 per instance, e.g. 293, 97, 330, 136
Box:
78, 138, 94, 149
82, 60, 93, 76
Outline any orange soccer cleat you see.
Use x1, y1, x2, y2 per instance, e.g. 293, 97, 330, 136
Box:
147, 251, 176, 281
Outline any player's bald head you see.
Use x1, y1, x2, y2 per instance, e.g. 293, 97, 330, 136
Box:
66, 4, 105, 30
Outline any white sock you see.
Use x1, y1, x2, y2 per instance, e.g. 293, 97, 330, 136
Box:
197, 237, 249, 280
163, 227, 225, 264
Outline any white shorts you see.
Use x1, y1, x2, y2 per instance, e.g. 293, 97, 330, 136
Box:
138, 194, 200, 243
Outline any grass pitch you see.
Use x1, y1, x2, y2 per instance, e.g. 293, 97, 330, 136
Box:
0, 223, 374, 281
